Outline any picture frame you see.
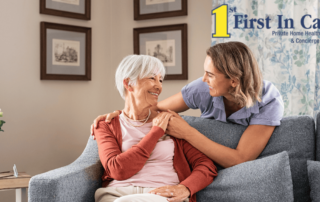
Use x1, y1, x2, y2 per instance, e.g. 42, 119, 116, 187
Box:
134, 24, 188, 80
40, 22, 92, 80
134, 0, 187, 21
40, 0, 91, 20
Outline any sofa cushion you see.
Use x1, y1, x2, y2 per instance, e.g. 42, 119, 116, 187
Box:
307, 160, 320, 202
315, 112, 320, 161
196, 151, 293, 202
182, 115, 315, 202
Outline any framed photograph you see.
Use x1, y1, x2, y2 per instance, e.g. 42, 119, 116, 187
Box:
134, 0, 187, 21
40, 22, 91, 80
40, 0, 91, 20
134, 24, 188, 80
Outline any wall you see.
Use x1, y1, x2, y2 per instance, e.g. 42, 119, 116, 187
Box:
0, 0, 212, 200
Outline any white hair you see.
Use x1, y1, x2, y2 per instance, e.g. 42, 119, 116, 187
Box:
115, 55, 166, 100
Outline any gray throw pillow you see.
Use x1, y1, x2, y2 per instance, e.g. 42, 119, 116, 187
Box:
307, 160, 320, 202
196, 151, 293, 202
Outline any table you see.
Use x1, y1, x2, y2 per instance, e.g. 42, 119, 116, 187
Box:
0, 172, 31, 202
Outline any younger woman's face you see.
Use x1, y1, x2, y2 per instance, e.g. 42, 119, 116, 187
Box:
202, 55, 233, 98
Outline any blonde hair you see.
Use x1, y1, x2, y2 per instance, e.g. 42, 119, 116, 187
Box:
206, 41, 263, 108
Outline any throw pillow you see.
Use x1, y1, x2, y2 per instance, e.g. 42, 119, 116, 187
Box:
196, 151, 293, 202
307, 160, 320, 202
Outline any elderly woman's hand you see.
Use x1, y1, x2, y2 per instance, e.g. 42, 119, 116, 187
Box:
149, 184, 190, 202
166, 110, 195, 140
153, 112, 173, 132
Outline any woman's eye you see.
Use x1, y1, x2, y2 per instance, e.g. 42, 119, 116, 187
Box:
160, 80, 163, 83
150, 77, 155, 80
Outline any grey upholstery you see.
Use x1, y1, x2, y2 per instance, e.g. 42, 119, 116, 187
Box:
307, 160, 320, 202
196, 151, 293, 202
28, 115, 316, 202
28, 137, 103, 202
316, 112, 320, 161
182, 115, 315, 202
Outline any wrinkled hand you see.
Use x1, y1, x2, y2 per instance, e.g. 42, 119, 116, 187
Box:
166, 110, 193, 140
90, 110, 122, 140
153, 112, 173, 132
149, 184, 190, 202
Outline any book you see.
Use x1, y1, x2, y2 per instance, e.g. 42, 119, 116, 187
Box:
0, 171, 31, 190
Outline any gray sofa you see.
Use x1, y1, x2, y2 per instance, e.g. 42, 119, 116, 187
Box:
29, 114, 320, 202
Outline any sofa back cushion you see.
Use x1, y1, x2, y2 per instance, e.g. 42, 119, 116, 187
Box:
315, 112, 320, 161
197, 151, 293, 202
307, 160, 320, 202
182, 115, 315, 202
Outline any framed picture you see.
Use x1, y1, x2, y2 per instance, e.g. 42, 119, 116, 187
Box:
134, 0, 187, 21
40, 0, 91, 20
134, 24, 188, 80
40, 22, 91, 80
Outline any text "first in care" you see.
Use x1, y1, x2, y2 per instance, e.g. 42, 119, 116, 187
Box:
234, 15, 320, 29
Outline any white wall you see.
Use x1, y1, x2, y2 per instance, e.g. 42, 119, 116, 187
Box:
0, 0, 212, 200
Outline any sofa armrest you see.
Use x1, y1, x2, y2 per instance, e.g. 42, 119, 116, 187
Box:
29, 137, 103, 202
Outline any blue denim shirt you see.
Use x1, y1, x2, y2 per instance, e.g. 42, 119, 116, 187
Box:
181, 77, 284, 126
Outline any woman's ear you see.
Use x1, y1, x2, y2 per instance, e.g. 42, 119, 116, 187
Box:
230, 78, 239, 88
123, 79, 133, 92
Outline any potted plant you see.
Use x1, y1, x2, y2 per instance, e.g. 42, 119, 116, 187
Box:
0, 109, 5, 132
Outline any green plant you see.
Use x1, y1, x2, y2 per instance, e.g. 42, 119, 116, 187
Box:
0, 109, 5, 132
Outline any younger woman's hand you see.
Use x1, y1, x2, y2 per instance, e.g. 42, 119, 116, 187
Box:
90, 110, 122, 140
166, 110, 194, 140
149, 184, 190, 202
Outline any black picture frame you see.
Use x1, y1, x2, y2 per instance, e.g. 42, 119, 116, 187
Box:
40, 0, 91, 20
40, 22, 92, 80
134, 24, 188, 80
134, 0, 187, 21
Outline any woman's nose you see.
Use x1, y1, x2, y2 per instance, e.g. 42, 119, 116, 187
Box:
202, 74, 206, 82
154, 79, 162, 88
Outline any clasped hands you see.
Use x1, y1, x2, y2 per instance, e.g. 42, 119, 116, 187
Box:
90, 110, 192, 141
164, 110, 191, 140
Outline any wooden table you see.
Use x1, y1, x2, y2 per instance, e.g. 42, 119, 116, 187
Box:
0, 172, 31, 202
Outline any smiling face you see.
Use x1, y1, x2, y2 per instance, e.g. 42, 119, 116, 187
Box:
202, 55, 234, 98
127, 74, 163, 107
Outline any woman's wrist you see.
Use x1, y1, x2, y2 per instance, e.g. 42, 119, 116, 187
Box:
178, 184, 191, 197
184, 127, 198, 142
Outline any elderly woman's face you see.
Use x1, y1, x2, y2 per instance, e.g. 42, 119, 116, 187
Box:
202, 55, 233, 97
129, 74, 163, 106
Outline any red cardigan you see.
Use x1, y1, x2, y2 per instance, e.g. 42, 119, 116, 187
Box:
94, 116, 217, 202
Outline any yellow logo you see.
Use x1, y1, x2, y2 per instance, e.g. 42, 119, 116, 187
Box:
212, 4, 231, 38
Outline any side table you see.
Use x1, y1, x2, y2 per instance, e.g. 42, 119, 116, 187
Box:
0, 172, 31, 202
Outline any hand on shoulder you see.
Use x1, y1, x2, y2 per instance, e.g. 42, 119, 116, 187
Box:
90, 110, 122, 140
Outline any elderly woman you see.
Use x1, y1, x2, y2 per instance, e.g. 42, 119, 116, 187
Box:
94, 55, 217, 202
92, 41, 284, 171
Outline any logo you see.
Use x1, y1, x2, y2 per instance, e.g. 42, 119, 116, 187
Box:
212, 4, 234, 38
